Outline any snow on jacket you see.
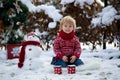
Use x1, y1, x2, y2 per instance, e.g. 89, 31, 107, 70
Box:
53, 35, 82, 59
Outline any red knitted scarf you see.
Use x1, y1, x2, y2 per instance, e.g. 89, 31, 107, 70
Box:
18, 41, 40, 67
59, 30, 74, 40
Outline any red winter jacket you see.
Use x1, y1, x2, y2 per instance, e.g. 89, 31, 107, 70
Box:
53, 35, 82, 59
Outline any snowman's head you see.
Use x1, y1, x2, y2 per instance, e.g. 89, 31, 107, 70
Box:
24, 32, 40, 42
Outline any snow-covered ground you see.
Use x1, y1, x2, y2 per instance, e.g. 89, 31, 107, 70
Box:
0, 43, 120, 80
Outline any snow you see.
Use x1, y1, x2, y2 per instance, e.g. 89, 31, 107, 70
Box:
48, 22, 56, 29
91, 6, 120, 27
0, 43, 120, 80
21, 0, 62, 22
20, 0, 104, 28
74, 0, 94, 8
20, 0, 120, 28
1, 0, 120, 80
61, 0, 104, 8
61, 0, 95, 6
96, 0, 104, 7
60, 0, 75, 5
21, 0, 62, 31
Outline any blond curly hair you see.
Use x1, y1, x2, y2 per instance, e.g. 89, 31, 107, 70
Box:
59, 16, 76, 31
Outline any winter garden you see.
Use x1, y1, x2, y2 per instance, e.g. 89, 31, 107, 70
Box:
0, 0, 120, 80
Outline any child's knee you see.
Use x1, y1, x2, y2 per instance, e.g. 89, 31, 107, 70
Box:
74, 59, 84, 66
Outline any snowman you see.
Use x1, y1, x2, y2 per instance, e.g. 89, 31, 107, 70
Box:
18, 32, 42, 70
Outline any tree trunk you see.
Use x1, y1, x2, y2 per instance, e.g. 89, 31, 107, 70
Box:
103, 33, 106, 49
104, 0, 108, 6
103, 0, 108, 49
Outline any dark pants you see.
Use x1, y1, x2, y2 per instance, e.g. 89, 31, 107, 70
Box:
51, 57, 84, 67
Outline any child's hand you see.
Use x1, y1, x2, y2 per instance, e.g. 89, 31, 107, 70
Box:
70, 56, 76, 63
62, 56, 68, 62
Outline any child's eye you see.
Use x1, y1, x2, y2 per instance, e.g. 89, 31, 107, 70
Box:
64, 25, 67, 27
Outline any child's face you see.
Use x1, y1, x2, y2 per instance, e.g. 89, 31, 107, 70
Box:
62, 22, 74, 34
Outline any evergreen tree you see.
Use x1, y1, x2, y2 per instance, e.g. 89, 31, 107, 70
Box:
1, 0, 28, 44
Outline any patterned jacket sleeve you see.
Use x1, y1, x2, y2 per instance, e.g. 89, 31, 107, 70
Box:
73, 37, 82, 58
53, 37, 64, 59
